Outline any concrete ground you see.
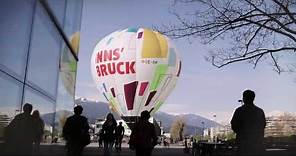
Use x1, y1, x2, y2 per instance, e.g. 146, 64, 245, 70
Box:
1, 142, 296, 156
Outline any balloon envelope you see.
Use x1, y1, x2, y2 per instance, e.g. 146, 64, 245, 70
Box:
90, 28, 181, 117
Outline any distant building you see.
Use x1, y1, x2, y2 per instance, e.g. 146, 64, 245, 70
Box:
203, 124, 233, 141
203, 115, 296, 141
265, 115, 296, 137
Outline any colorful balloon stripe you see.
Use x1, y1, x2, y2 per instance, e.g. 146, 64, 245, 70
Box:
110, 88, 116, 97
141, 29, 168, 58
168, 48, 177, 66
126, 28, 138, 32
103, 92, 109, 101
155, 32, 168, 58
150, 64, 168, 91
137, 32, 143, 39
151, 101, 163, 114
177, 61, 182, 77
145, 91, 157, 106
124, 81, 138, 110
139, 82, 149, 96
103, 83, 107, 92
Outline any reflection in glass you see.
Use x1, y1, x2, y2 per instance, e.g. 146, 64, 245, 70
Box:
64, 0, 83, 55
26, 2, 60, 99
0, 71, 22, 140
0, 0, 34, 80
46, 0, 66, 27
24, 86, 55, 143
55, 45, 77, 141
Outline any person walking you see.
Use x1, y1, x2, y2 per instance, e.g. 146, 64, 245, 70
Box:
32, 110, 44, 153
231, 90, 266, 156
129, 110, 158, 156
63, 105, 90, 156
4, 103, 35, 155
98, 129, 104, 148
115, 121, 125, 152
102, 113, 117, 155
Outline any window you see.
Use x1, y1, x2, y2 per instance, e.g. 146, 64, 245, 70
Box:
0, 0, 35, 80
0, 71, 23, 140
26, 2, 61, 99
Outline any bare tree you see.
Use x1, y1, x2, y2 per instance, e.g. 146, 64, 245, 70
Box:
157, 0, 296, 73
170, 117, 185, 142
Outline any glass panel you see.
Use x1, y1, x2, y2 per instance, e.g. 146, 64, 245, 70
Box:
55, 45, 77, 141
64, 0, 83, 55
0, 71, 23, 141
26, 2, 61, 99
46, 0, 66, 27
24, 86, 55, 143
0, 0, 35, 80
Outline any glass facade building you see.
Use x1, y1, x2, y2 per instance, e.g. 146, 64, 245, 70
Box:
0, 0, 83, 143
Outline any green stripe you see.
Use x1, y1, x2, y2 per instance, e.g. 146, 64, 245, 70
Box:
151, 101, 163, 114
150, 64, 168, 91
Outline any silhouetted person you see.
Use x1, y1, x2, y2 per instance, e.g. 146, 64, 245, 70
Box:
63, 105, 90, 156
231, 90, 266, 156
102, 113, 117, 155
98, 129, 104, 148
129, 110, 158, 156
4, 103, 35, 155
115, 121, 125, 152
32, 110, 44, 153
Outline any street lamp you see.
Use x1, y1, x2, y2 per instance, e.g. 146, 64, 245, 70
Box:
213, 114, 217, 142
201, 121, 205, 140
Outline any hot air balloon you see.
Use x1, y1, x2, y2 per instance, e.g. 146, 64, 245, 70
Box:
90, 28, 181, 125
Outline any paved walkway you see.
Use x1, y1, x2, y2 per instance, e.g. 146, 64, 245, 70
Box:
1, 142, 296, 156
33, 143, 190, 156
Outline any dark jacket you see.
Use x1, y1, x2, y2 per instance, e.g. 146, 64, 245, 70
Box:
4, 113, 35, 154
231, 104, 266, 155
63, 114, 90, 146
130, 119, 158, 149
102, 120, 117, 142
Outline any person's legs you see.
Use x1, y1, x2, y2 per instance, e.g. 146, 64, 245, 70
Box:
104, 141, 109, 153
118, 138, 122, 151
34, 140, 41, 153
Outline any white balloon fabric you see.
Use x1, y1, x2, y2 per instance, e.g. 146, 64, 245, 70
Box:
91, 28, 181, 117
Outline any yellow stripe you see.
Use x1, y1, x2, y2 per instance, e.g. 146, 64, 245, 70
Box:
155, 32, 168, 58
142, 29, 168, 58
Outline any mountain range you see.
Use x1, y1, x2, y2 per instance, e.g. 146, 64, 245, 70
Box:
41, 98, 220, 135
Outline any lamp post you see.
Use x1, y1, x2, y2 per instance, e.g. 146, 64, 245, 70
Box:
201, 121, 205, 140
213, 114, 217, 142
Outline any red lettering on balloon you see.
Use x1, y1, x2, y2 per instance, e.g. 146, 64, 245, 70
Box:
94, 47, 137, 78
113, 48, 120, 60
100, 64, 108, 76
107, 62, 116, 74
103, 50, 112, 62
96, 65, 101, 77
126, 61, 135, 74
96, 51, 103, 63
117, 62, 124, 74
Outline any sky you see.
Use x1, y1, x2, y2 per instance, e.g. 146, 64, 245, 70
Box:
76, 0, 296, 123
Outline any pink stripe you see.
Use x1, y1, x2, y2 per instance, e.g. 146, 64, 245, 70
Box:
124, 81, 138, 110
139, 82, 149, 96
